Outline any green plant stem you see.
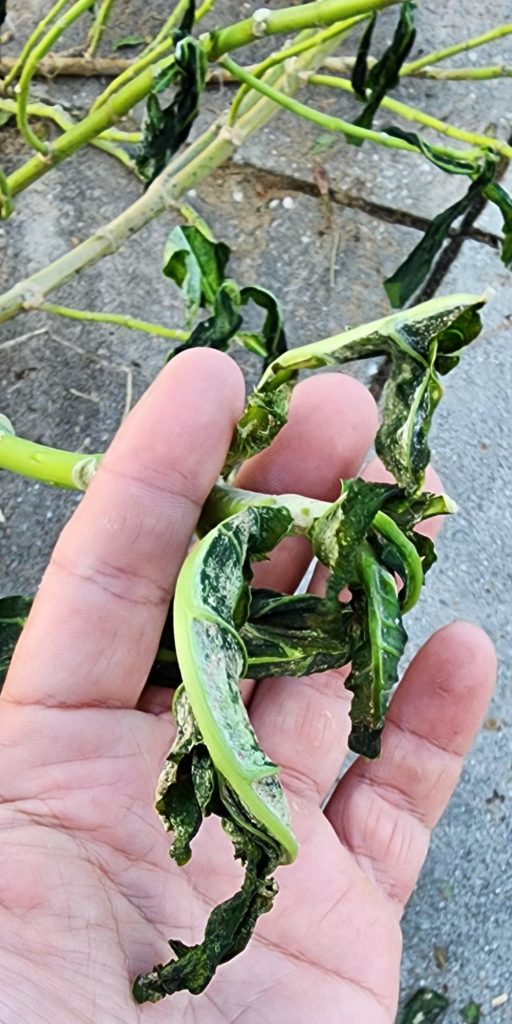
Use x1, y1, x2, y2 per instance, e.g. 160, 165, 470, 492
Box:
223, 57, 482, 164
403, 24, 512, 75
0, 431, 103, 490
195, 0, 220, 22
0, 26, 352, 323
145, 0, 192, 52
90, 35, 175, 111
0, 164, 13, 220
40, 301, 189, 341
85, 0, 118, 57
6, 49, 177, 200
203, 0, 399, 61
323, 55, 512, 81
372, 511, 423, 612
0, 97, 136, 172
228, 14, 366, 126
308, 74, 512, 160
1, 0, 71, 90
16, 0, 97, 155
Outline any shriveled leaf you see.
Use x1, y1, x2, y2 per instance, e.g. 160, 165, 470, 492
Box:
167, 281, 242, 359
309, 479, 397, 600
483, 180, 512, 268
136, 36, 207, 185
398, 988, 450, 1023
227, 293, 485, 493
345, 542, 407, 758
113, 34, 144, 48
133, 816, 280, 1002
350, 3, 416, 142
176, 0, 195, 36
240, 286, 287, 369
351, 12, 376, 100
385, 161, 496, 308
155, 686, 206, 864
382, 126, 480, 176
163, 223, 230, 323
241, 589, 353, 679
0, 595, 32, 689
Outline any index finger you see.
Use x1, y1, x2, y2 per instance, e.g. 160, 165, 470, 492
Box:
2, 349, 244, 710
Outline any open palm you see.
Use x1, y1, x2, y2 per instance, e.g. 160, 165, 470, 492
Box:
0, 351, 495, 1024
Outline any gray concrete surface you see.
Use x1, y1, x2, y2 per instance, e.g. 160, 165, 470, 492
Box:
1, 2, 512, 1021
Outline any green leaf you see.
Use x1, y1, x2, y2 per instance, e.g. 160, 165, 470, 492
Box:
176, 0, 195, 37
167, 280, 243, 360
384, 161, 497, 308
113, 34, 145, 48
398, 988, 450, 1024
382, 126, 481, 176
227, 293, 485, 493
136, 36, 207, 185
483, 181, 512, 268
241, 589, 353, 679
351, 12, 377, 101
163, 223, 231, 323
459, 1001, 481, 1023
0, 595, 32, 690
155, 686, 207, 865
308, 479, 398, 599
240, 286, 287, 370
345, 541, 407, 758
350, 3, 416, 143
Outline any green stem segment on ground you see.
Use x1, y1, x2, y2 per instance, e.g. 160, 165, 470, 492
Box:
308, 74, 512, 160
86, 0, 118, 57
403, 24, 512, 74
0, 23, 348, 323
1, 0, 71, 90
223, 57, 482, 163
40, 302, 189, 341
16, 0, 97, 155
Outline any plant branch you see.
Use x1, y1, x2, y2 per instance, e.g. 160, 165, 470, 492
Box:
228, 15, 367, 126
0, 25, 346, 323
323, 55, 512, 81
203, 0, 399, 62
0, 163, 13, 220
16, 0, 96, 154
223, 58, 483, 164
0, 430, 103, 490
0, 53, 135, 78
1, 0, 71, 90
39, 301, 189, 341
308, 74, 512, 160
85, 0, 118, 57
195, 0, 220, 22
403, 24, 512, 75
90, 35, 175, 111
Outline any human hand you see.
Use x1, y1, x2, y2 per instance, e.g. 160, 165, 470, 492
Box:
0, 350, 496, 1023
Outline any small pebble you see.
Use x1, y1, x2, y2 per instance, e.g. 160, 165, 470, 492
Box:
232, 190, 244, 203
187, 189, 197, 198
269, 198, 280, 210
282, 196, 295, 210
491, 994, 508, 1008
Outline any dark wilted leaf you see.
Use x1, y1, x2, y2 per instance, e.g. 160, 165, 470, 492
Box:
136, 36, 207, 185
345, 542, 407, 758
0, 595, 32, 689
350, 2, 416, 142
382, 126, 481, 175
167, 280, 242, 359
483, 180, 512, 268
351, 12, 377, 100
399, 988, 449, 1023
227, 294, 485, 493
308, 479, 397, 599
384, 160, 496, 307
163, 222, 230, 323
0, 0, 6, 29
241, 589, 353, 678
240, 286, 287, 369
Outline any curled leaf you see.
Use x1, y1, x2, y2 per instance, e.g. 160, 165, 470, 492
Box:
163, 223, 230, 323
167, 280, 243, 359
350, 3, 416, 143
398, 988, 449, 1023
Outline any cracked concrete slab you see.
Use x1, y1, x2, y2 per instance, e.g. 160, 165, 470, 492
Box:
1, 2, 512, 1021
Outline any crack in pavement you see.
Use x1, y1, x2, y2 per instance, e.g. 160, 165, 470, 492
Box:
228, 161, 501, 251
